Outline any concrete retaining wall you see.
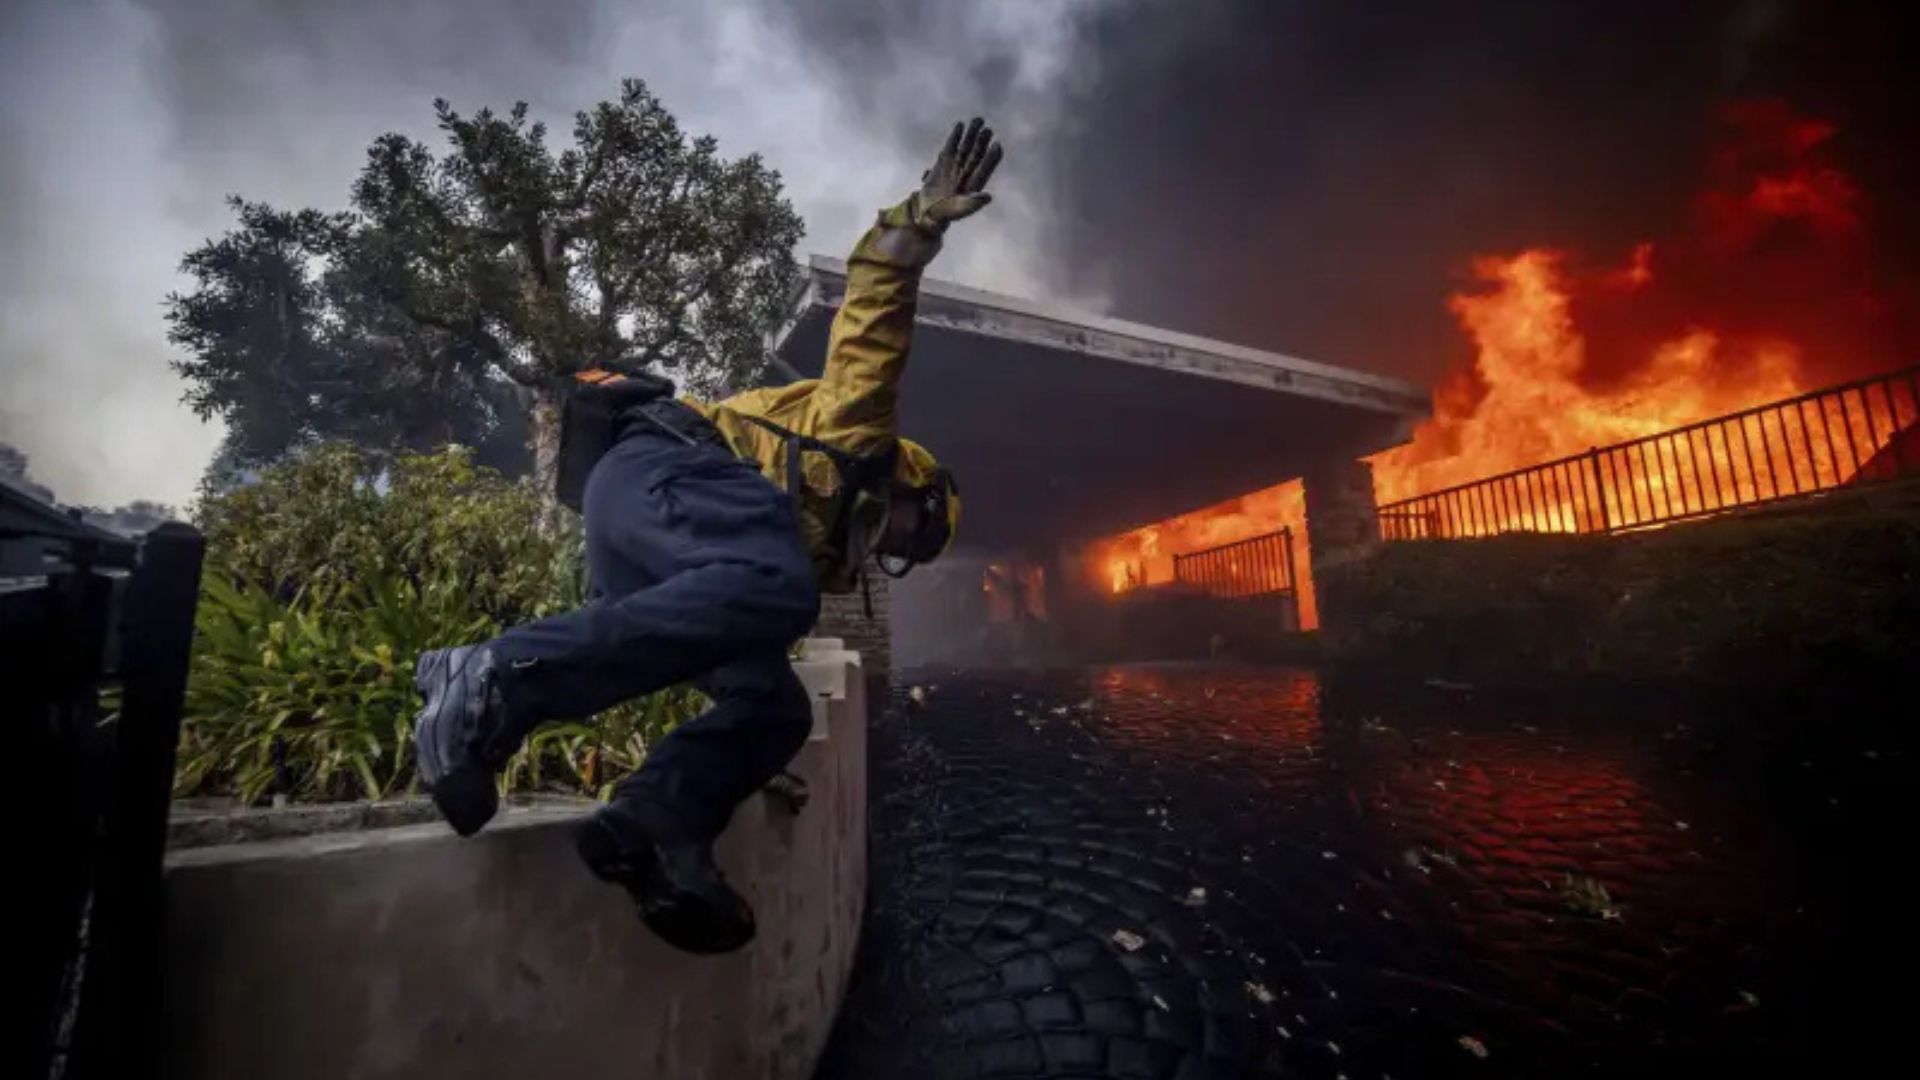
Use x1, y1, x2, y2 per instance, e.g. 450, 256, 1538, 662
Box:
162, 641, 867, 1080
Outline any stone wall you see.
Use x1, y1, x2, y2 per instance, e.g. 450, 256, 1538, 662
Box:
161, 642, 867, 1080
1316, 484, 1920, 688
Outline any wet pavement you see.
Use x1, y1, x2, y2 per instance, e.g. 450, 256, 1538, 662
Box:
816, 664, 1912, 1078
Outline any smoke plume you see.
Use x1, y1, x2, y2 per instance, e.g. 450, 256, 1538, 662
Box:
3, 0, 1916, 506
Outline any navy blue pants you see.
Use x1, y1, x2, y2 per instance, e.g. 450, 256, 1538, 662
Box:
490, 405, 821, 843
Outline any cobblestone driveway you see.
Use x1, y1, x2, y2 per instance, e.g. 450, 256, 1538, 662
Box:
815, 664, 1909, 1079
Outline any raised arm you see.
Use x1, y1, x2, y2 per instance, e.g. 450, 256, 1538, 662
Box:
808, 118, 1002, 449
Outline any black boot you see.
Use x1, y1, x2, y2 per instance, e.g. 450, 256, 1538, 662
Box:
413, 644, 526, 837
574, 801, 756, 955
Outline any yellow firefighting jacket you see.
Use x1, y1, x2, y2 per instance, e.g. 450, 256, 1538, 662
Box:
687, 200, 950, 593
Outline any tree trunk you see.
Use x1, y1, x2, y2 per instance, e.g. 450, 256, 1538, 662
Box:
529, 382, 566, 531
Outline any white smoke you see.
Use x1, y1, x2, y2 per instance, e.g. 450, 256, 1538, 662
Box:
0, 0, 1115, 508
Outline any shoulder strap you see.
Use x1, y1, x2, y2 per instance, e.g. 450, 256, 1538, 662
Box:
739, 414, 882, 493
739, 415, 901, 574
740, 414, 814, 497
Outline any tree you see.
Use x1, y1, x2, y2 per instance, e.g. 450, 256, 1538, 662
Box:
167, 78, 805, 494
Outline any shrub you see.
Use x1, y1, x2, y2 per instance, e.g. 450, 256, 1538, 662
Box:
178, 562, 705, 805
180, 443, 705, 804
196, 442, 578, 623
177, 571, 493, 802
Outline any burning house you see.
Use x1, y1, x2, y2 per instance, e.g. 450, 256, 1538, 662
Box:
770, 99, 1919, 673
770, 259, 1429, 668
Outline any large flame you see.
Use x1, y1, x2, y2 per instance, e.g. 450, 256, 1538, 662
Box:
1368, 247, 1806, 504
1374, 100, 1886, 503
1087, 101, 1905, 628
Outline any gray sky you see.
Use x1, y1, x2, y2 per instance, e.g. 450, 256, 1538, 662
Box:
0, 0, 1108, 507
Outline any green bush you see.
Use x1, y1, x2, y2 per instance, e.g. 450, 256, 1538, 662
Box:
197, 442, 577, 622
178, 571, 490, 802
180, 443, 704, 804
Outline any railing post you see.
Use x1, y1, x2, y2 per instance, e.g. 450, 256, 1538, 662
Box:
1584, 447, 1611, 533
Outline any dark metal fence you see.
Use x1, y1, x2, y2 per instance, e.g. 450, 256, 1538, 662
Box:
1379, 364, 1920, 540
7, 477, 205, 1080
1174, 528, 1297, 600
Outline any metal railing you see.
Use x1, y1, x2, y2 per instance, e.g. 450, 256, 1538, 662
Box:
1174, 527, 1297, 599
1379, 365, 1920, 540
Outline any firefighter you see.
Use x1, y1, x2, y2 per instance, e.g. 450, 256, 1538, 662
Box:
411, 118, 1000, 954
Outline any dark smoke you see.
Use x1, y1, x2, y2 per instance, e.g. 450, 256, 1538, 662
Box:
5, 0, 1916, 506
774, 0, 1920, 386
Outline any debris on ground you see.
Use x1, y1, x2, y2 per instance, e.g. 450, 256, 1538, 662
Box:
1247, 981, 1276, 1004
1182, 886, 1208, 907
1560, 875, 1623, 920
1110, 929, 1147, 952
907, 685, 928, 707
1457, 1035, 1490, 1059
1425, 678, 1475, 692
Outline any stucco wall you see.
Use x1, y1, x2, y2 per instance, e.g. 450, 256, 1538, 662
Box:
161, 642, 867, 1080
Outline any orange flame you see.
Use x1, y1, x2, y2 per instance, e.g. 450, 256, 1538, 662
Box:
1090, 480, 1317, 629
1087, 101, 1902, 625
1373, 99, 1886, 508
1368, 245, 1807, 505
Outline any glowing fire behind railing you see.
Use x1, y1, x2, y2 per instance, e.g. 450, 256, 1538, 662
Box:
1174, 529, 1297, 600
1379, 365, 1920, 539
1090, 480, 1319, 629
1092, 101, 1903, 633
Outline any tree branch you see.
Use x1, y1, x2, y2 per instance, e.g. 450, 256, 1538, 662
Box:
384, 299, 538, 386
564, 137, 610, 213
